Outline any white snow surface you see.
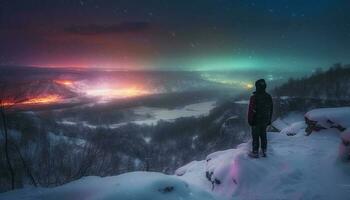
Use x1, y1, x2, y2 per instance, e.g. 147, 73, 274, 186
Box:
0, 172, 218, 200
177, 130, 350, 200
177, 108, 350, 199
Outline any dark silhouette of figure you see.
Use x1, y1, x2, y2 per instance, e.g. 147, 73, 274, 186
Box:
248, 79, 273, 158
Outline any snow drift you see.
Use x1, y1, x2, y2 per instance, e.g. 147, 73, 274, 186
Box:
0, 172, 218, 200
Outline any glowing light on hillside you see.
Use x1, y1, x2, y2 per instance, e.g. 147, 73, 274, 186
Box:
55, 80, 74, 86
22, 95, 61, 104
1, 95, 62, 107
85, 87, 150, 99
0, 101, 15, 107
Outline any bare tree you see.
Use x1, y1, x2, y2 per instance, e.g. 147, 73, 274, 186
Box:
0, 101, 15, 190
0, 82, 37, 190
11, 141, 38, 187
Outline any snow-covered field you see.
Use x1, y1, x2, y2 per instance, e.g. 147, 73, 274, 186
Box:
2, 107, 350, 200
59, 101, 217, 128
113, 101, 217, 126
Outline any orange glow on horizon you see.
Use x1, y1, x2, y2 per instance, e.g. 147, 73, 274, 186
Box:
1, 95, 62, 107
85, 86, 151, 99
55, 80, 74, 86
22, 95, 61, 105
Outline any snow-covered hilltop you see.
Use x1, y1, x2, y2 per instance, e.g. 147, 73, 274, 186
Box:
178, 125, 350, 199
1, 107, 350, 200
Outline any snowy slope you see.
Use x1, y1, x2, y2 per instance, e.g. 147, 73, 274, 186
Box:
177, 107, 350, 199
177, 130, 350, 200
0, 172, 218, 200
1, 108, 350, 200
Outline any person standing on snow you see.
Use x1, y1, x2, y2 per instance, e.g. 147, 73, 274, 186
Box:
248, 79, 273, 158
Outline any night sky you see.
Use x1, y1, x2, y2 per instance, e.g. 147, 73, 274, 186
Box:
1, 0, 349, 72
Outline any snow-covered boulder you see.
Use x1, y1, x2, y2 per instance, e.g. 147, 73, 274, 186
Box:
305, 107, 350, 135
0, 172, 218, 200
280, 121, 307, 136
272, 112, 304, 131
204, 143, 249, 194
272, 112, 306, 136
304, 107, 350, 159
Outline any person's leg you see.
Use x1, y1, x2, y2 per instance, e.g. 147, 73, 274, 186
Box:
260, 125, 267, 152
251, 126, 259, 153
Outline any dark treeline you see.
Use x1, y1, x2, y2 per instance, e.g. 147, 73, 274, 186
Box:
274, 63, 350, 99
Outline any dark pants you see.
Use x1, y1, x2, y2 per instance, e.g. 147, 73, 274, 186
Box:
251, 124, 267, 153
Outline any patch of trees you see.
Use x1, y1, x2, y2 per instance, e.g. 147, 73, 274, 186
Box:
274, 63, 350, 99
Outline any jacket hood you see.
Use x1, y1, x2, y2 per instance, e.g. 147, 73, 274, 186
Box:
254, 79, 266, 93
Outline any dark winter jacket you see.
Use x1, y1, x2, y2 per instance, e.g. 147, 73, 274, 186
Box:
248, 90, 273, 126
